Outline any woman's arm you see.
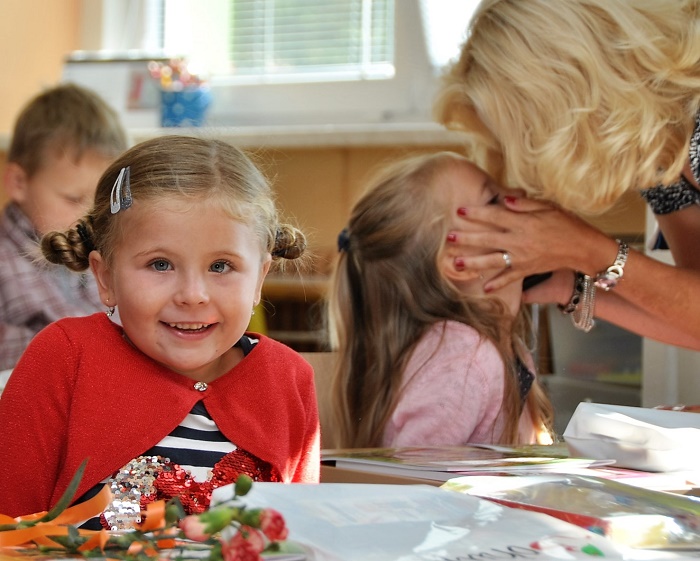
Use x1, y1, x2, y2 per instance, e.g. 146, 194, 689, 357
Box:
447, 197, 700, 349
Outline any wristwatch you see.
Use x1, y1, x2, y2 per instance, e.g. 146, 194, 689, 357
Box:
594, 240, 629, 291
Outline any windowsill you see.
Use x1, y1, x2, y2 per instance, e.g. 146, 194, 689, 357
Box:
0, 122, 466, 152
127, 122, 467, 149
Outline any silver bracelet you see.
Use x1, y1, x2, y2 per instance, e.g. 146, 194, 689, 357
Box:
594, 240, 629, 291
571, 274, 596, 332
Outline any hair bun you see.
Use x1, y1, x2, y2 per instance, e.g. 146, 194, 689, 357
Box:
272, 224, 307, 260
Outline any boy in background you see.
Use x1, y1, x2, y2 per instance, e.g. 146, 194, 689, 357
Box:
0, 83, 128, 370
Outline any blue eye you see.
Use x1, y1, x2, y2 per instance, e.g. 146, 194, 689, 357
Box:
151, 259, 171, 272
210, 261, 232, 273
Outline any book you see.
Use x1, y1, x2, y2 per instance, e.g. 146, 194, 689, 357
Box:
321, 444, 614, 482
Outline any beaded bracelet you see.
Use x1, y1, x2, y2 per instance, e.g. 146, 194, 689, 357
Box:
571, 274, 596, 332
558, 271, 586, 315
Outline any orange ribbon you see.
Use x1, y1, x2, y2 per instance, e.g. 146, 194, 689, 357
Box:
0, 489, 176, 557
0, 485, 112, 548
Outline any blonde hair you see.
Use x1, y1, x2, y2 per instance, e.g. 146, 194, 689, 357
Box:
9, 83, 127, 177
434, 0, 700, 214
326, 152, 553, 448
41, 135, 306, 271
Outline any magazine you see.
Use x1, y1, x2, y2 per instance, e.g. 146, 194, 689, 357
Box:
321, 444, 614, 482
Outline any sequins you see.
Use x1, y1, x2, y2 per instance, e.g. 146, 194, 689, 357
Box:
194, 381, 208, 392
102, 455, 172, 530
99, 450, 281, 530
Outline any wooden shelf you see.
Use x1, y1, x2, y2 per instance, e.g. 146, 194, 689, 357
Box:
262, 274, 329, 301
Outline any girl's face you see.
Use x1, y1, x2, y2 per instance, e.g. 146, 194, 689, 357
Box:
437, 160, 522, 315
90, 197, 271, 382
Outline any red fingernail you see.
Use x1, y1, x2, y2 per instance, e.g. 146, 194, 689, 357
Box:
446, 233, 457, 243
454, 258, 465, 270
457, 207, 468, 216
504, 196, 517, 205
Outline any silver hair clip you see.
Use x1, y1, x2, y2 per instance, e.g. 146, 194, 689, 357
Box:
110, 166, 132, 215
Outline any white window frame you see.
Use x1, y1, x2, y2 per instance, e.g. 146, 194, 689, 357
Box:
78, 0, 475, 127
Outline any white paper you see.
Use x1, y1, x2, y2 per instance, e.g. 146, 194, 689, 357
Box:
564, 403, 700, 471
212, 482, 663, 561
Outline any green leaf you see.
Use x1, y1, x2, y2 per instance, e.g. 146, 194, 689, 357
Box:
15, 458, 89, 528
42, 458, 89, 523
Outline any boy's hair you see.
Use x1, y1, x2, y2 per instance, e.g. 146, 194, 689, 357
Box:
434, 0, 700, 214
8, 83, 128, 176
326, 151, 553, 448
40, 135, 306, 272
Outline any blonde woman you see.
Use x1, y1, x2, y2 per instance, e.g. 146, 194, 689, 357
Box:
435, 0, 700, 349
326, 152, 554, 449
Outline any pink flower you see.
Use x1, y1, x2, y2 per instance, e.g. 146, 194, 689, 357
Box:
179, 515, 210, 542
259, 508, 288, 541
221, 526, 265, 561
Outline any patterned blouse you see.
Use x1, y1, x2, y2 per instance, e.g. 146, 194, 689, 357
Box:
640, 111, 700, 215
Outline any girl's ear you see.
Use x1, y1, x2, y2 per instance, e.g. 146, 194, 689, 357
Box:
89, 252, 115, 306
253, 255, 273, 305
3, 162, 29, 203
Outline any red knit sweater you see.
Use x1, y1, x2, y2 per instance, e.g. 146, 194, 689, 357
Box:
0, 313, 320, 517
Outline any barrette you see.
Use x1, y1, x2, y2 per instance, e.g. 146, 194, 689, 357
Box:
110, 166, 132, 215
337, 228, 351, 252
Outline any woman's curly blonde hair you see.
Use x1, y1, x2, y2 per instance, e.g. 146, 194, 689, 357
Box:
435, 0, 700, 214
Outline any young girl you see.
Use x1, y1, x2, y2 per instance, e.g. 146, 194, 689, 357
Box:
0, 135, 320, 525
326, 152, 553, 449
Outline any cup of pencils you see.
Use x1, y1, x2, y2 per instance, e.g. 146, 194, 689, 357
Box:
149, 58, 212, 127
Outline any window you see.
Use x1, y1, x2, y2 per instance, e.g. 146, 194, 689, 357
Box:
228, 0, 394, 81
160, 0, 394, 84
80, 0, 477, 126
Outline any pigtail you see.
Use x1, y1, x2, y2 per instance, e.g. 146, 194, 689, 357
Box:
40, 218, 94, 272
272, 224, 307, 260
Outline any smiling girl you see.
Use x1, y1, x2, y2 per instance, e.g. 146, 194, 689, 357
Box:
0, 136, 320, 525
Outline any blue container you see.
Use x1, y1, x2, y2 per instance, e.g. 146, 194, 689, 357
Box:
160, 87, 212, 127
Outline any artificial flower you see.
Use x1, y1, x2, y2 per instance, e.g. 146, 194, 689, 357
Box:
0, 460, 290, 561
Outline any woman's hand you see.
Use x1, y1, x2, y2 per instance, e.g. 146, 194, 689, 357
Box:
444, 195, 609, 292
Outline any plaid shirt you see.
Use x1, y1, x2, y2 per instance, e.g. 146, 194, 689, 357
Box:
0, 203, 102, 370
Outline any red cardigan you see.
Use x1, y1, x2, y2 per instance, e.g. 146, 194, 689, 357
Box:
0, 313, 320, 518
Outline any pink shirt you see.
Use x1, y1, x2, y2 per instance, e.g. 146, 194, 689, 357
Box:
382, 321, 536, 447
